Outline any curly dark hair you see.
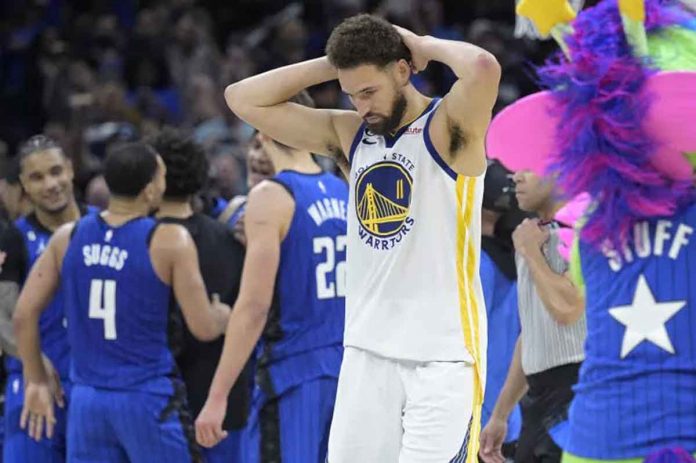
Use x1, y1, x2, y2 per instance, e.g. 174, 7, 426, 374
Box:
326, 14, 411, 70
149, 128, 208, 199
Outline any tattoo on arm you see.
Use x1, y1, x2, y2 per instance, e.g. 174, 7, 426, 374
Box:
0, 281, 20, 357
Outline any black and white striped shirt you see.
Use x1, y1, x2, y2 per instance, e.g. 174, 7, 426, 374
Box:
516, 223, 586, 375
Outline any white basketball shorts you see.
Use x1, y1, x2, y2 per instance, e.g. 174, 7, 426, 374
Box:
327, 347, 476, 463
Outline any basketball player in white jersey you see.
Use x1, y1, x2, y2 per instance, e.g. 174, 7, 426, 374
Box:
219, 14, 500, 462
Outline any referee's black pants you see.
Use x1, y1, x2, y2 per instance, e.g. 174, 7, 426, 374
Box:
514, 362, 581, 463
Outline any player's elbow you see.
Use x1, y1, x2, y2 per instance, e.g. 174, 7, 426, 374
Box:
185, 309, 228, 342
474, 52, 501, 81
224, 83, 251, 118
552, 300, 585, 326
189, 321, 222, 342
224, 83, 239, 107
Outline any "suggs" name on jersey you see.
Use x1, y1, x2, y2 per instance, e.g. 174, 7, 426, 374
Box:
82, 244, 128, 271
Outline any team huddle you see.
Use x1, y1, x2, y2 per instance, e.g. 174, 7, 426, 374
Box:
1, 4, 695, 463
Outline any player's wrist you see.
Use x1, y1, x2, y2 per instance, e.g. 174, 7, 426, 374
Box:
23, 366, 49, 384
490, 406, 511, 422
206, 390, 228, 404
311, 57, 338, 83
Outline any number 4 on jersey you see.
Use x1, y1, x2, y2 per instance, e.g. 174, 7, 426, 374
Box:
89, 279, 117, 340
314, 236, 346, 299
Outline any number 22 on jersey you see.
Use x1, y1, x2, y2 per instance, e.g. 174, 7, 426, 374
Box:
314, 235, 346, 300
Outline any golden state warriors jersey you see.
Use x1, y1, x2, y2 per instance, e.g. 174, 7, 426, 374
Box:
345, 99, 487, 369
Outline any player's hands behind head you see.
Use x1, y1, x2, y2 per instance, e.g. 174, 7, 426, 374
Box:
195, 396, 229, 448
393, 25, 429, 73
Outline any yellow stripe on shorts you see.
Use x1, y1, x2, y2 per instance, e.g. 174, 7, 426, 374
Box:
455, 175, 484, 463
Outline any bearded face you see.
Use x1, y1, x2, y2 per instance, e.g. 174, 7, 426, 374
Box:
338, 62, 412, 136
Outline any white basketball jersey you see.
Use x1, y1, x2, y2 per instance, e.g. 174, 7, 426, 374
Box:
345, 99, 487, 369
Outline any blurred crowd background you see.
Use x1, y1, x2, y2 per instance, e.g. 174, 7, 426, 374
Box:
0, 0, 561, 213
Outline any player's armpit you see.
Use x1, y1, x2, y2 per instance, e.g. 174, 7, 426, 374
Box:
428, 50, 500, 176
328, 110, 361, 176
440, 52, 500, 133
50, 223, 75, 265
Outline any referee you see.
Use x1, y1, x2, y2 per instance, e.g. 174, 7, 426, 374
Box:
153, 128, 251, 463
480, 170, 586, 463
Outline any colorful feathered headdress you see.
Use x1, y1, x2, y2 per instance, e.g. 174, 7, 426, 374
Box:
486, 0, 696, 248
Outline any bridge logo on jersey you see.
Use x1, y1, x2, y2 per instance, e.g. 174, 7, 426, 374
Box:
355, 161, 414, 250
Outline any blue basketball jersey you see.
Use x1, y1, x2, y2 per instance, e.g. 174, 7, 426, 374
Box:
8, 208, 97, 379
258, 170, 347, 393
566, 202, 696, 458
62, 214, 176, 395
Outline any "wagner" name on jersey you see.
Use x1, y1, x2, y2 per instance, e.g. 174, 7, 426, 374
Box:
307, 198, 348, 227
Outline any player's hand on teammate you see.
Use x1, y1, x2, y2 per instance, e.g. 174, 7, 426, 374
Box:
20, 381, 56, 441
392, 25, 429, 73
479, 416, 508, 463
211, 293, 232, 327
195, 396, 229, 448
512, 218, 550, 257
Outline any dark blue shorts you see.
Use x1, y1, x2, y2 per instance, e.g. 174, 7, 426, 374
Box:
67, 383, 202, 463
244, 376, 338, 463
202, 429, 243, 463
